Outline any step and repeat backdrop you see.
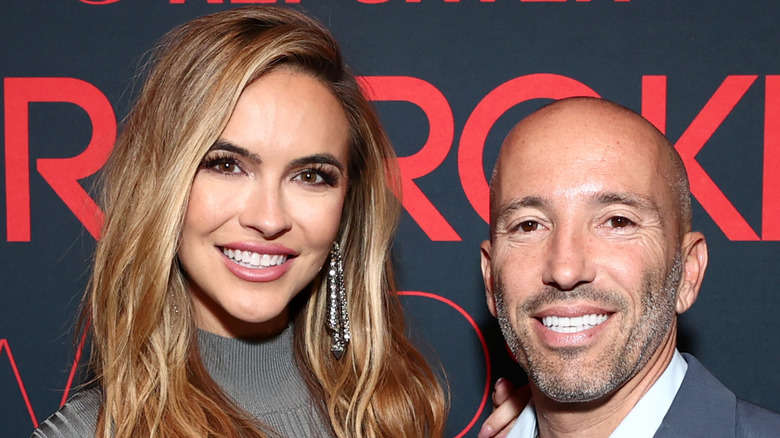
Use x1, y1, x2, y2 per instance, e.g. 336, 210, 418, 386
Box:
2, 1, 779, 436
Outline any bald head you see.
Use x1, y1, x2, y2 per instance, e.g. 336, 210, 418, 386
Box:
490, 97, 691, 240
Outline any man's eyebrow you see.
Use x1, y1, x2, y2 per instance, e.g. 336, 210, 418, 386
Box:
593, 192, 659, 213
593, 192, 664, 223
288, 153, 345, 172
495, 196, 547, 227
208, 140, 262, 164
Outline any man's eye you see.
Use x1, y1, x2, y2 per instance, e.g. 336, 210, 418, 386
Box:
518, 221, 539, 232
609, 216, 633, 228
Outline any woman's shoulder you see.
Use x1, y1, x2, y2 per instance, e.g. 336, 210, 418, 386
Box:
31, 387, 101, 438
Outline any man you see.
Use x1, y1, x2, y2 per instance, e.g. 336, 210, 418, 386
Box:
478, 97, 780, 437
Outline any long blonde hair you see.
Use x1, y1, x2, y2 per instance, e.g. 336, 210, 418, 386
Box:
84, 6, 446, 438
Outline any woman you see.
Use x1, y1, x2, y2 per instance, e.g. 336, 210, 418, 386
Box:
33, 6, 446, 437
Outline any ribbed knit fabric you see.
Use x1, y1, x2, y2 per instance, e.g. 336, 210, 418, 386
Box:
31, 325, 334, 438
31, 388, 101, 438
198, 326, 334, 437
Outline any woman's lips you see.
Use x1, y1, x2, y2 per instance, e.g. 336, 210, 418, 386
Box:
217, 244, 295, 282
221, 247, 288, 268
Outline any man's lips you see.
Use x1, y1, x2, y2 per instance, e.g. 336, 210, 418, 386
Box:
539, 314, 610, 333
532, 306, 615, 335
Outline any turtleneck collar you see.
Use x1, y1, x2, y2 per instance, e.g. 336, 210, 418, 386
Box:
197, 325, 310, 414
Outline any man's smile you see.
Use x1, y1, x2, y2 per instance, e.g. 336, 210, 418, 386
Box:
540, 313, 609, 334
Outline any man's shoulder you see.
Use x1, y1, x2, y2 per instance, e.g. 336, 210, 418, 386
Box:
657, 353, 780, 437
31, 387, 101, 438
735, 398, 780, 437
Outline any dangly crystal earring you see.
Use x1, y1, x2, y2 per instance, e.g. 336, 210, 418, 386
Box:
326, 242, 350, 359
171, 292, 179, 315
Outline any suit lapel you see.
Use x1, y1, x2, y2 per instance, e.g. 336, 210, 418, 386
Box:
654, 353, 736, 438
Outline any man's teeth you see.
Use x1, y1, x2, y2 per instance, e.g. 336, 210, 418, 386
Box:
222, 248, 287, 268
541, 314, 609, 333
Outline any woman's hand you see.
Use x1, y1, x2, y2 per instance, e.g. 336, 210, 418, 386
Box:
477, 378, 530, 438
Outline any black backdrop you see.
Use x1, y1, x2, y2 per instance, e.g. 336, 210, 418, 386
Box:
2, 1, 780, 437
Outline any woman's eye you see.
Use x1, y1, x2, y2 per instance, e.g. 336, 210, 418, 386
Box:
609, 216, 633, 228
215, 160, 240, 173
202, 156, 242, 174
297, 170, 324, 184
294, 168, 338, 186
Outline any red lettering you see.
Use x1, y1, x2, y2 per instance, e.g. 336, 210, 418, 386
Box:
4, 78, 115, 242
359, 76, 461, 241
672, 75, 759, 241
0, 339, 38, 428
458, 74, 599, 223
642, 75, 667, 133
60, 325, 89, 406
168, 0, 300, 4
362, 0, 631, 2
169, 0, 225, 3
763, 76, 780, 240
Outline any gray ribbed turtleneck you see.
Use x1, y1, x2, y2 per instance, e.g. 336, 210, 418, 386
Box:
198, 325, 334, 437
31, 326, 334, 438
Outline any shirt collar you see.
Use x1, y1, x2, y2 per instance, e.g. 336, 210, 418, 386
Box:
505, 349, 688, 438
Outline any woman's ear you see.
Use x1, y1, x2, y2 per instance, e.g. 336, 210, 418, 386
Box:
675, 231, 708, 314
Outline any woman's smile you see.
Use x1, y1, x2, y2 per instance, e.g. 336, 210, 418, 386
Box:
221, 247, 289, 269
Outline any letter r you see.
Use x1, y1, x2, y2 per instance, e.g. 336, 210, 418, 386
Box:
358, 76, 461, 241
4, 77, 115, 241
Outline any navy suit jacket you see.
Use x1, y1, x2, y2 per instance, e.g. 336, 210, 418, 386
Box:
654, 353, 780, 437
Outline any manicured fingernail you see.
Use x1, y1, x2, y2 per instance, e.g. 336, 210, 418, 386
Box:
494, 377, 505, 388
478, 424, 494, 438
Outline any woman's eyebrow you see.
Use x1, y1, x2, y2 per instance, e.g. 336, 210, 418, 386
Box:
288, 153, 345, 172
208, 140, 262, 164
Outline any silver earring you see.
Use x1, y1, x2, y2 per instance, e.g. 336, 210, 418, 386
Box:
326, 242, 350, 359
171, 292, 179, 315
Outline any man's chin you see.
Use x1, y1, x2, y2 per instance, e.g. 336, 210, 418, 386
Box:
528, 363, 621, 404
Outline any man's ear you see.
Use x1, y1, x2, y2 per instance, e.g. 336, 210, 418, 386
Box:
481, 240, 497, 317
675, 231, 708, 314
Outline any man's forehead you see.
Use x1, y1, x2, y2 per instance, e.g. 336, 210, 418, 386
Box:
496, 140, 662, 192
495, 189, 660, 216
501, 98, 660, 154
496, 108, 665, 188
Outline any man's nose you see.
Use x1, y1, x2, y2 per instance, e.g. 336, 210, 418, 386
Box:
541, 227, 596, 291
238, 183, 293, 238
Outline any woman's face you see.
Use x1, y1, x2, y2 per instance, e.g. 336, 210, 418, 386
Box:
179, 70, 351, 339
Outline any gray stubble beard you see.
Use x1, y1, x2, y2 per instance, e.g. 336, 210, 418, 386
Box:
493, 251, 683, 402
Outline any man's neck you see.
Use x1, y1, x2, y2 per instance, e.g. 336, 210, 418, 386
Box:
532, 333, 678, 438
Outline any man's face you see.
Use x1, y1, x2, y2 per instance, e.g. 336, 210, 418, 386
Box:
482, 104, 686, 402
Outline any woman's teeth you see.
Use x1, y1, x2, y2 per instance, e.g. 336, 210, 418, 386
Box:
222, 248, 287, 268
541, 314, 609, 333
